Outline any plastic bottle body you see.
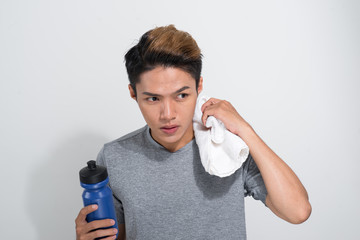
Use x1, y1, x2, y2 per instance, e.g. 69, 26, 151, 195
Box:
81, 178, 118, 238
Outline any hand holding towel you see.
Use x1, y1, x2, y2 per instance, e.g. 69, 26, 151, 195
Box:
193, 94, 249, 177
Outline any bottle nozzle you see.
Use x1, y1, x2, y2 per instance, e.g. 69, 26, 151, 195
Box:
87, 160, 97, 170
80, 160, 108, 184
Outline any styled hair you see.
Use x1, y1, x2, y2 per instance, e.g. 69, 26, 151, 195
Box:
124, 25, 202, 97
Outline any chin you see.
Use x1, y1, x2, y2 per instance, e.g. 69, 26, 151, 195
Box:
161, 134, 182, 143
164, 131, 187, 143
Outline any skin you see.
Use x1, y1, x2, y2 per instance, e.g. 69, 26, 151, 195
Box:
129, 66, 203, 152
75, 204, 122, 240
75, 66, 311, 240
75, 66, 203, 240
201, 98, 312, 224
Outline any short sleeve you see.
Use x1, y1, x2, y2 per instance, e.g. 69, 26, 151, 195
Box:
242, 153, 268, 205
96, 146, 126, 224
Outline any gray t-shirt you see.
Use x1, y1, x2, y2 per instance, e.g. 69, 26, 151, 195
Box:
97, 125, 267, 240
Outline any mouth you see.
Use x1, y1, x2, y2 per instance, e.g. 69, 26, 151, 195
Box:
160, 125, 179, 134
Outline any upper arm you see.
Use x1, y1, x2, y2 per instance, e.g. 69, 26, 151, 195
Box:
243, 154, 268, 204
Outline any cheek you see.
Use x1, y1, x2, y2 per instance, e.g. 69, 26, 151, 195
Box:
179, 103, 196, 119
139, 104, 158, 121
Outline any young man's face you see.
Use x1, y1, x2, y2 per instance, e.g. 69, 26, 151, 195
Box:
129, 66, 203, 152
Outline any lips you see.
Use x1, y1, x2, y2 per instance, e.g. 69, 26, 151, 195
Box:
160, 125, 179, 134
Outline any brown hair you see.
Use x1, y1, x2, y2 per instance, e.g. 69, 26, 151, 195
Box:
146, 25, 201, 61
124, 25, 202, 97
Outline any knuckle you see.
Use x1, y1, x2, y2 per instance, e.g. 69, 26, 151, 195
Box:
80, 208, 87, 216
93, 230, 103, 238
89, 220, 105, 229
75, 226, 82, 236
88, 221, 97, 229
75, 214, 82, 223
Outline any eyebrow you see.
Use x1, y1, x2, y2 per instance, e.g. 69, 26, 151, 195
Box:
142, 86, 191, 97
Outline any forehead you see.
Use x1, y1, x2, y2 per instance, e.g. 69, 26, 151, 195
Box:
137, 67, 196, 93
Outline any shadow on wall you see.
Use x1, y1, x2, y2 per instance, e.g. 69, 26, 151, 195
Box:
25, 132, 109, 240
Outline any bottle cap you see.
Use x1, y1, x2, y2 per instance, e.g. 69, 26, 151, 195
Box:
79, 160, 108, 184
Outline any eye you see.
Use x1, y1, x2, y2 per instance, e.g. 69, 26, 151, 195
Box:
177, 93, 188, 99
147, 97, 159, 102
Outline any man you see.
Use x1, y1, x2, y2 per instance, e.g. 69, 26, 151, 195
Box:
75, 25, 311, 240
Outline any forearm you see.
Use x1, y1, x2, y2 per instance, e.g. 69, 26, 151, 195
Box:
237, 124, 311, 224
199, 98, 311, 223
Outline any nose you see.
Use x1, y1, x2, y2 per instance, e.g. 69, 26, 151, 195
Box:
160, 99, 176, 121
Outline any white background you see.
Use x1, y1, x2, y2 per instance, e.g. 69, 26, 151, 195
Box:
1, 0, 359, 239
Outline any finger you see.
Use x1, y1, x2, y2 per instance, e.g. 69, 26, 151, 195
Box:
201, 106, 216, 126
84, 219, 116, 233
75, 205, 98, 225
201, 98, 220, 112
101, 235, 117, 240
200, 98, 215, 113
76, 218, 115, 239
88, 227, 118, 240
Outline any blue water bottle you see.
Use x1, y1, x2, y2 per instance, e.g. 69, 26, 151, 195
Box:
79, 160, 118, 239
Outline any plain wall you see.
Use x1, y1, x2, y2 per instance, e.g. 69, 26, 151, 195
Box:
1, 0, 359, 239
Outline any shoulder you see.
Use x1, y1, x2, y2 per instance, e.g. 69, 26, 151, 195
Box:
97, 125, 148, 164
104, 125, 147, 148
102, 125, 148, 154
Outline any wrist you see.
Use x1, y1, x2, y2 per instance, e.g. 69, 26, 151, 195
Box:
235, 122, 255, 139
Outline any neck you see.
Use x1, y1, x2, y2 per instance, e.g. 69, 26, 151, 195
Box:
150, 128, 194, 153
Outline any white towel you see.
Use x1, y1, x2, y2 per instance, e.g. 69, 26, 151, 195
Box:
193, 94, 249, 177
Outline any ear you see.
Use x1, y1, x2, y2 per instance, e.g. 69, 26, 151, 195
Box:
197, 77, 203, 94
128, 84, 137, 101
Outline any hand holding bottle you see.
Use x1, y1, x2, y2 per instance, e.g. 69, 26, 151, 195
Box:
75, 204, 118, 240
77, 161, 119, 239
